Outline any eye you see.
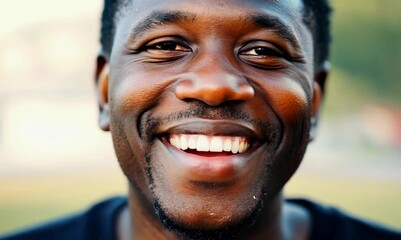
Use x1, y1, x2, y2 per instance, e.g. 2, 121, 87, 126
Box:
241, 47, 283, 58
147, 41, 191, 52
137, 39, 192, 63
239, 43, 288, 70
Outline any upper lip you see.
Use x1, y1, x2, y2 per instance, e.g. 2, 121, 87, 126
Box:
155, 118, 265, 141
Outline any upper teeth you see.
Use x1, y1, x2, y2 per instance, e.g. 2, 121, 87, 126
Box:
169, 134, 250, 154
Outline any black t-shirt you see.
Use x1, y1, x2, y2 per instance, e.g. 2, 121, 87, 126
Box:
287, 199, 401, 240
1, 196, 400, 240
0, 196, 127, 240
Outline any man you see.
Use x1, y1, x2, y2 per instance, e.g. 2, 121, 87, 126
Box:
1, 0, 400, 239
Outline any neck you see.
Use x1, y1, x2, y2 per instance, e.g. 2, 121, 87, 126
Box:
117, 188, 309, 240
242, 191, 285, 240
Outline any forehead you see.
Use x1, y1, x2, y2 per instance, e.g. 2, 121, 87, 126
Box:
123, 0, 303, 11
117, 0, 305, 27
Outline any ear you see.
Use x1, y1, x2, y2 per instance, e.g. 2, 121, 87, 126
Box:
95, 55, 110, 131
309, 61, 330, 141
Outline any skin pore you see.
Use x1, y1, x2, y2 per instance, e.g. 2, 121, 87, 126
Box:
96, 0, 326, 239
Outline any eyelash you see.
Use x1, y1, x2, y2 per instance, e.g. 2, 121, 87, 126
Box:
145, 41, 191, 52
240, 47, 283, 58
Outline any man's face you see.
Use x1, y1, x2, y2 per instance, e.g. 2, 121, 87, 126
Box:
103, 0, 318, 233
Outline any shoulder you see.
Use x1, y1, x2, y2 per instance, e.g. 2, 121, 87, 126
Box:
0, 196, 127, 240
287, 198, 401, 240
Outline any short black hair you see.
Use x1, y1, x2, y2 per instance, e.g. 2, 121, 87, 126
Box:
100, 0, 331, 66
100, 0, 119, 57
302, 0, 332, 66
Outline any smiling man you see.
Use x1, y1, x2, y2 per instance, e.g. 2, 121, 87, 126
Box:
1, 0, 401, 240
99, 0, 323, 239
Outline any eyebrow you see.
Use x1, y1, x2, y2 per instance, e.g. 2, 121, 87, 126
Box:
128, 10, 195, 44
250, 14, 301, 50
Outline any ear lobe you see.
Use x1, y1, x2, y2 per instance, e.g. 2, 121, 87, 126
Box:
95, 56, 110, 131
309, 64, 329, 141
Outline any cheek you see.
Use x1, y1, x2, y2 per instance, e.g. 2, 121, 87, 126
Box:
268, 79, 310, 123
262, 74, 312, 175
111, 72, 164, 115
252, 71, 312, 126
108, 69, 167, 193
109, 57, 181, 116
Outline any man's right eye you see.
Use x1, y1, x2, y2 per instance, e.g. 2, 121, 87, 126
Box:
147, 41, 191, 52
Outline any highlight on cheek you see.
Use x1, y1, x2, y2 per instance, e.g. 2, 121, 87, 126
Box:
115, 80, 148, 114
115, 75, 173, 114
266, 79, 310, 121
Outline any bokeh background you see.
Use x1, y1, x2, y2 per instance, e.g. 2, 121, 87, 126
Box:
1, 0, 400, 234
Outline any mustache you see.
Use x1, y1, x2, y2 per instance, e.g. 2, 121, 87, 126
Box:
141, 102, 277, 143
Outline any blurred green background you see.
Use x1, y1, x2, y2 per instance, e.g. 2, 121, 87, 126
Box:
0, 0, 400, 235
326, 0, 401, 113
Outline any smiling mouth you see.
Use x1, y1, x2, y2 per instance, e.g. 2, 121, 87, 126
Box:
153, 119, 267, 182
156, 119, 264, 158
167, 134, 251, 155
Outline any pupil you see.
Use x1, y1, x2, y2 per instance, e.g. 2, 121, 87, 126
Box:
159, 42, 176, 50
255, 47, 270, 55
254, 47, 281, 57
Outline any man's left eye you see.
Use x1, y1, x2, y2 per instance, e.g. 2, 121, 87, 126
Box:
241, 47, 282, 57
148, 41, 191, 52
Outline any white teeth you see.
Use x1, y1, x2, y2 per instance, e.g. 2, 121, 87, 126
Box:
223, 139, 232, 151
238, 141, 245, 153
231, 138, 239, 154
188, 136, 197, 149
168, 134, 251, 154
169, 135, 178, 148
196, 135, 210, 152
180, 135, 188, 150
210, 137, 223, 152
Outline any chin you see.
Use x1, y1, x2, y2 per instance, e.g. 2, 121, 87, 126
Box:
153, 196, 264, 240
146, 146, 282, 239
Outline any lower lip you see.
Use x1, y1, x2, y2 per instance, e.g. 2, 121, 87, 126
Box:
157, 138, 261, 183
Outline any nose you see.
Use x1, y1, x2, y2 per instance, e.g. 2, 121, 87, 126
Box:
174, 62, 254, 106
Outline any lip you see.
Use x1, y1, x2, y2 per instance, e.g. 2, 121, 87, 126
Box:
153, 119, 266, 183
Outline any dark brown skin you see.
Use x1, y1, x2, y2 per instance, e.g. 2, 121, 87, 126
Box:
95, 0, 328, 239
